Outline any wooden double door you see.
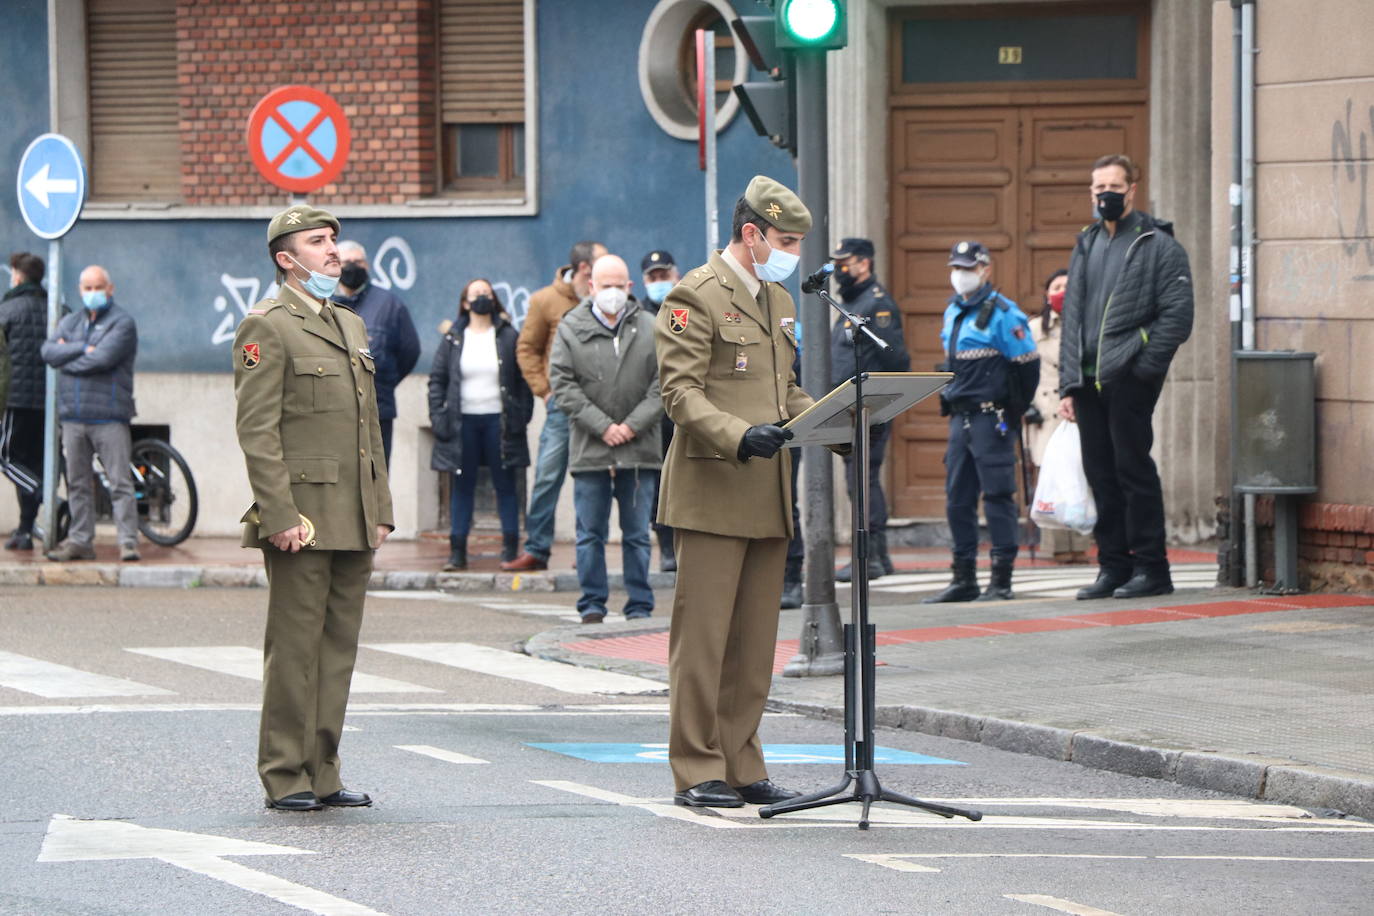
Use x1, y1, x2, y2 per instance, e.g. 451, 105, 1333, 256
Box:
887, 102, 1148, 519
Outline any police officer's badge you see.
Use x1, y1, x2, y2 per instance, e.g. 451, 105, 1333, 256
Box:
876, 310, 892, 328
669, 308, 690, 334
241, 342, 261, 369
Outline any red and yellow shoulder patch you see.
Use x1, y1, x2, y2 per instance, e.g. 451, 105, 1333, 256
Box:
669, 308, 690, 334
241, 342, 261, 369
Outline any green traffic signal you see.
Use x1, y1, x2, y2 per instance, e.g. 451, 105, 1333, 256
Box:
776, 0, 846, 49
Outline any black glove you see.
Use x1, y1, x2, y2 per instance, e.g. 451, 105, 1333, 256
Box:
1023, 405, 1044, 426
738, 424, 794, 461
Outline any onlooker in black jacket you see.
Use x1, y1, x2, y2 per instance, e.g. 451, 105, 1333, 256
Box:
333, 241, 420, 465
1058, 154, 1194, 601
41, 265, 141, 562
428, 279, 532, 571
0, 252, 49, 551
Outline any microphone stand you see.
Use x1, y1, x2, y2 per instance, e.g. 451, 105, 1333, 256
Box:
761, 282, 983, 830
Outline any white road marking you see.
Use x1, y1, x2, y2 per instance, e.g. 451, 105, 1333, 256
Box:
863, 563, 1217, 594
396, 744, 489, 765
366, 590, 458, 600
38, 814, 385, 916
531, 780, 752, 829
127, 646, 439, 694
842, 853, 940, 872
0, 650, 173, 698
364, 642, 666, 695
0, 701, 699, 717
851, 852, 1374, 875
1006, 894, 1121, 916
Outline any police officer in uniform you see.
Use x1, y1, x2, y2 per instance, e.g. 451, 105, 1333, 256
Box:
655, 176, 815, 808
233, 205, 394, 811
829, 238, 910, 582
639, 249, 680, 572
924, 241, 1039, 603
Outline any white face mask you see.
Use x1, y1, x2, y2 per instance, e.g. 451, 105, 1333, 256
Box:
594, 287, 628, 316
751, 233, 801, 283
950, 269, 983, 297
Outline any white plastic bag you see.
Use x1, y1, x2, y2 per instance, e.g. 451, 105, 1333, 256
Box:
1030, 422, 1097, 535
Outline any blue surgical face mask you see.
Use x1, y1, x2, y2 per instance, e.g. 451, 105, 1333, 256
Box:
82, 290, 110, 312
751, 234, 800, 283
287, 254, 341, 299
645, 280, 674, 303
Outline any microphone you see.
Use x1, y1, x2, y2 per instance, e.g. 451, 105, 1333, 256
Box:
800, 261, 834, 294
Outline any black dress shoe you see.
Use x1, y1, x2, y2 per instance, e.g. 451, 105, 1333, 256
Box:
733, 779, 801, 805
4, 530, 33, 550
319, 788, 372, 807
1112, 571, 1175, 599
266, 791, 323, 811
674, 780, 745, 808
1076, 570, 1131, 600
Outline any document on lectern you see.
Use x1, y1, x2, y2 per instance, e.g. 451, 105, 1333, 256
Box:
783, 372, 953, 446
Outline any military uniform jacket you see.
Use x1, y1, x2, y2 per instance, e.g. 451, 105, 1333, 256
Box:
233, 283, 394, 551
654, 251, 814, 540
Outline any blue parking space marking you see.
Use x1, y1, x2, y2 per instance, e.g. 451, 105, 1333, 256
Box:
526, 743, 966, 765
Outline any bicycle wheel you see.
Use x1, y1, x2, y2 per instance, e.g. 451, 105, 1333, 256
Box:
131, 439, 199, 546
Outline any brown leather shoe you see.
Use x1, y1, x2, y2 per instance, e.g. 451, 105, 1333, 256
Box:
500, 552, 548, 571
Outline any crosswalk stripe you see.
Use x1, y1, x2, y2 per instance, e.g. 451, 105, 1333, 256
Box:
868, 565, 1218, 594
395, 744, 490, 765
0, 649, 174, 698
364, 642, 666, 695
126, 646, 440, 694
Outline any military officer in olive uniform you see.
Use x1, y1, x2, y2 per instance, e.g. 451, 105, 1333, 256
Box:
233, 205, 394, 811
655, 176, 816, 808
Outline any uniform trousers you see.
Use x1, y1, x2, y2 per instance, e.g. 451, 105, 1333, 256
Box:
843, 421, 891, 530
1072, 372, 1168, 575
61, 420, 139, 549
259, 547, 372, 801
944, 412, 1019, 563
668, 529, 788, 791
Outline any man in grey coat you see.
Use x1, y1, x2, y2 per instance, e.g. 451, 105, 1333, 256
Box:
40, 265, 140, 561
548, 255, 663, 623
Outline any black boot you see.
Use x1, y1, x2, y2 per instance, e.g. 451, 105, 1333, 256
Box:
780, 556, 803, 609
500, 532, 519, 564
976, 557, 1015, 601
658, 527, 677, 573
921, 559, 980, 603
873, 529, 895, 576
835, 545, 886, 582
443, 536, 467, 571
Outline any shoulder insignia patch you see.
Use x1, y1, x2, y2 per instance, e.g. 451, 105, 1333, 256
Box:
875, 310, 892, 328
241, 342, 261, 369
669, 308, 690, 334
1012, 326, 1026, 340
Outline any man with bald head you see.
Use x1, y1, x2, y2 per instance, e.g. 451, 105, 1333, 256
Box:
41, 265, 140, 561
548, 254, 663, 623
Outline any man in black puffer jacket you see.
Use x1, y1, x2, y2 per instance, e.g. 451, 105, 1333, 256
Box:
0, 252, 50, 551
1059, 154, 1193, 601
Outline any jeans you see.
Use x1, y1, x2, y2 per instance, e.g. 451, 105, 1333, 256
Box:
522, 398, 570, 559
572, 468, 657, 619
63, 420, 139, 548
449, 413, 519, 538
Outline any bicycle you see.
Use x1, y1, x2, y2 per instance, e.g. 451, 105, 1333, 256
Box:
39, 437, 200, 548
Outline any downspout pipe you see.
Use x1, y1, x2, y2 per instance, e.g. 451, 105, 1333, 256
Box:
1239, 0, 1258, 588
1227, 0, 1245, 587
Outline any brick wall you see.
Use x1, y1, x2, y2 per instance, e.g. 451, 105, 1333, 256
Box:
1256, 499, 1374, 592
177, 0, 436, 206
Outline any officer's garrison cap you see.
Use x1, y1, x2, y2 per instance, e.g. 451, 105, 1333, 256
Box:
267, 205, 341, 244
744, 175, 812, 234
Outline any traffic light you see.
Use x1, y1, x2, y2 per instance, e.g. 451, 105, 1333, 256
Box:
775, 0, 847, 51
730, 15, 796, 154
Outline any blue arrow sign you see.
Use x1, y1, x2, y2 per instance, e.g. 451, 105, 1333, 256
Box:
17, 134, 87, 240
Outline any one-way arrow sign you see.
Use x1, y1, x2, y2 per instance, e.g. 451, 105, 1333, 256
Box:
23, 163, 79, 208
38, 814, 386, 915
15, 133, 86, 239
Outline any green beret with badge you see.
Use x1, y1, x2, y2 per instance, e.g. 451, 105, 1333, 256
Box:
266, 204, 340, 244
744, 175, 812, 234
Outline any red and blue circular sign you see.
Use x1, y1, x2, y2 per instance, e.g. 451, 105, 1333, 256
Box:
247, 86, 351, 193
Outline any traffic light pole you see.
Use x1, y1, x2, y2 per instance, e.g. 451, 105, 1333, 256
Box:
784, 49, 844, 678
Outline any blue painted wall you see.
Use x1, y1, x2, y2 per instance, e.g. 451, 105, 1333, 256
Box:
2, 1, 795, 374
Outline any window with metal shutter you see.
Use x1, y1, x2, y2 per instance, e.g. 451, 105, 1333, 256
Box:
87, 0, 180, 201
438, 0, 527, 192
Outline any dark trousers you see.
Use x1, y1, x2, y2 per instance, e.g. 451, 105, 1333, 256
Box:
1, 408, 44, 533
944, 412, 1019, 563
1072, 373, 1168, 575
786, 446, 803, 568
450, 413, 519, 538
843, 421, 891, 531
379, 418, 394, 467
652, 414, 675, 547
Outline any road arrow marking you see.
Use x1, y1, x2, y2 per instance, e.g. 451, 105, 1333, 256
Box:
396, 744, 489, 765
24, 163, 78, 208
38, 814, 387, 916
1006, 894, 1122, 916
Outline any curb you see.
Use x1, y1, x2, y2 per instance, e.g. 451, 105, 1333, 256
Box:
530, 622, 1374, 823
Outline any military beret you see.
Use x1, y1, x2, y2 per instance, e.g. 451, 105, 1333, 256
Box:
948, 240, 991, 267
266, 205, 340, 244
744, 175, 812, 234
641, 250, 676, 272
831, 237, 874, 260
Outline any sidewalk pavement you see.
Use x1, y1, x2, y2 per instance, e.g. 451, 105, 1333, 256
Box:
6, 534, 1371, 822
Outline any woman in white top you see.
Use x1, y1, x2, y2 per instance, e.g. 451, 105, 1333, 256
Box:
427, 279, 533, 570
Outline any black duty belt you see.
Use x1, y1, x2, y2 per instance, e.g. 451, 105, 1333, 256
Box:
948, 399, 1004, 415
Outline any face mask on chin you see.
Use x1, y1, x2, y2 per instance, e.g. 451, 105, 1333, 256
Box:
950, 269, 983, 297
750, 232, 800, 283
287, 254, 341, 299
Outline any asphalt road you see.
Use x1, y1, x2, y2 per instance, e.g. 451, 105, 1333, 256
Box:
1, 586, 1371, 915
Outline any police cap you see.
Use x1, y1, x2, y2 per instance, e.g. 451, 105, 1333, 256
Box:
831, 237, 875, 261
641, 250, 676, 273
267, 205, 341, 244
948, 240, 991, 268
744, 175, 812, 234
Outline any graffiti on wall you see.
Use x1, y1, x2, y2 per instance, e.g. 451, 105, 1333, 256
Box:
1332, 98, 1374, 280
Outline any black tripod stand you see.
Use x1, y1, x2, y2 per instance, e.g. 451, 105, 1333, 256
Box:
760, 283, 983, 830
